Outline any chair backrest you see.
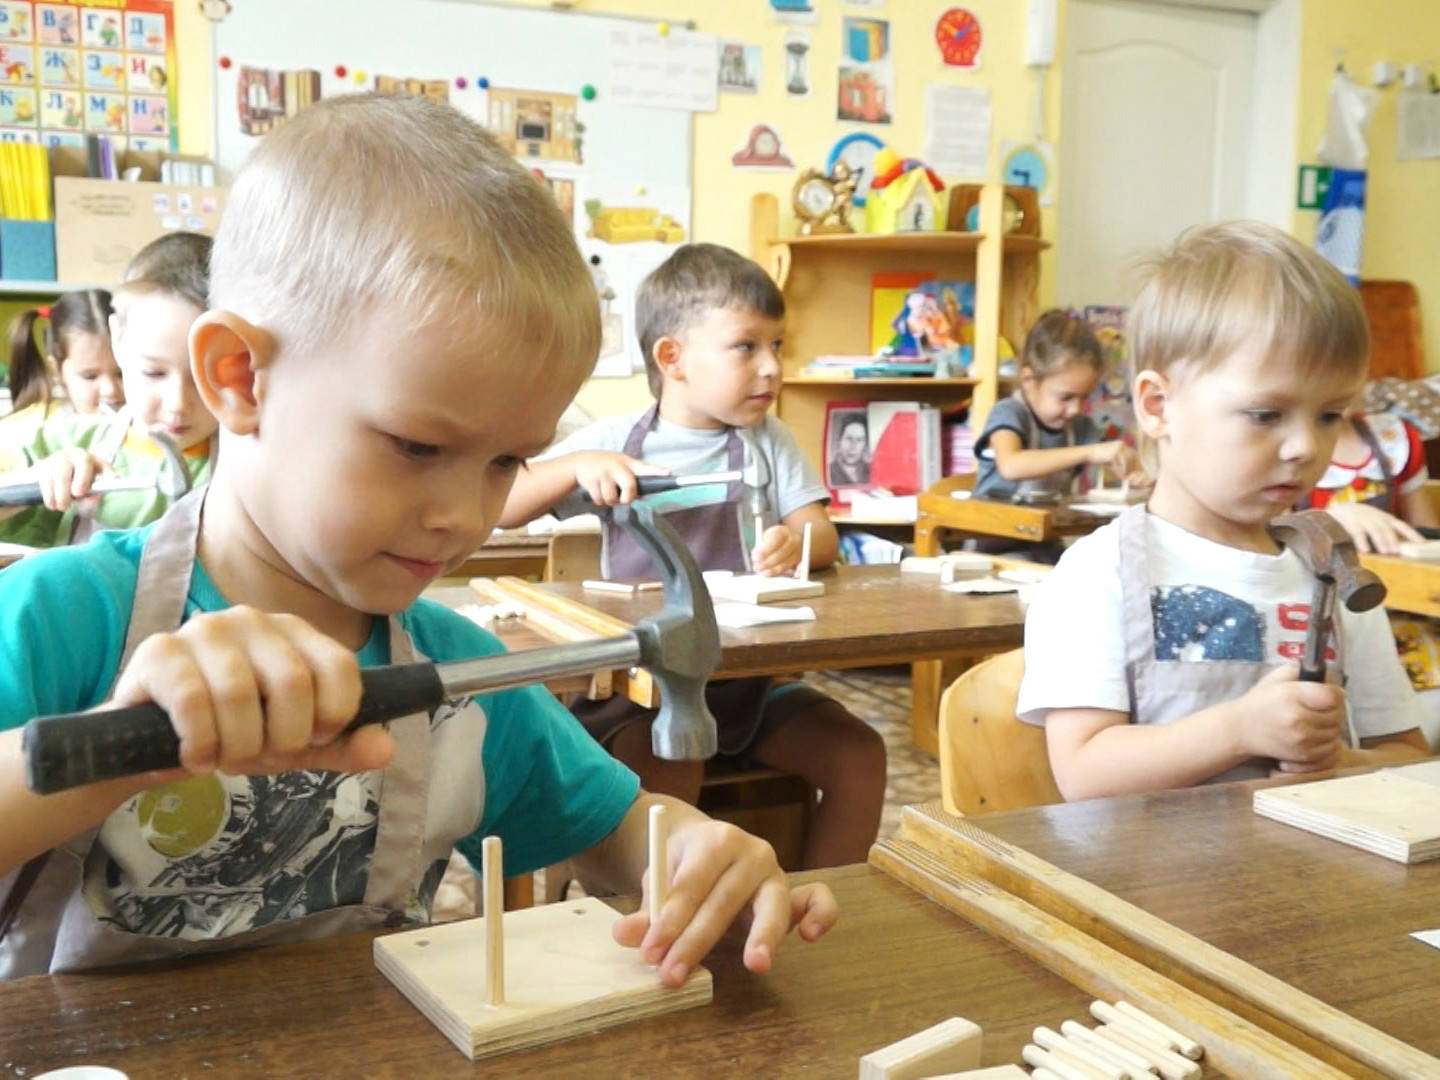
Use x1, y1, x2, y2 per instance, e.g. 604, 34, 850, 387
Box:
1359, 280, 1424, 381
545, 529, 602, 582
938, 647, 1063, 815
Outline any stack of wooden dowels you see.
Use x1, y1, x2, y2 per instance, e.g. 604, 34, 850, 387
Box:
1018, 999, 1203, 1080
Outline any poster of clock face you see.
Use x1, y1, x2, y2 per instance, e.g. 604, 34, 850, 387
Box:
0, 0, 178, 151
935, 7, 982, 69
1001, 141, 1053, 205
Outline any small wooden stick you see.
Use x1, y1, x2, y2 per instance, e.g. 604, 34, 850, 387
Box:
1090, 1003, 1180, 1054
1114, 1001, 1202, 1061
796, 521, 812, 582
1060, 1022, 1156, 1079
1022, 1044, 1095, 1080
1032, 1070, 1068, 1080
1034, 1027, 1125, 1080
482, 835, 504, 1007
1093, 1025, 1198, 1080
648, 803, 669, 926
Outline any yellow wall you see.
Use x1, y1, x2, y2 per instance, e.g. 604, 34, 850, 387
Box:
1295, 0, 1440, 370
173, 0, 1061, 415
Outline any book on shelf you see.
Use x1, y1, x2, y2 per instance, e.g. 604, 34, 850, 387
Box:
802, 359, 938, 379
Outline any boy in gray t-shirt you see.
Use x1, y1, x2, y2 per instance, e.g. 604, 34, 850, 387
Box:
502, 243, 886, 869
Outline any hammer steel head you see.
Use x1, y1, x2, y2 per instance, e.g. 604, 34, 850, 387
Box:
1268, 510, 1387, 612
737, 428, 772, 519
144, 428, 193, 500
611, 501, 720, 760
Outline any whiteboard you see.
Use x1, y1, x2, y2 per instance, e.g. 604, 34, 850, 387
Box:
211, 0, 697, 376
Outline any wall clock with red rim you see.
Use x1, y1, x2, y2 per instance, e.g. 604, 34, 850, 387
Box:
935, 8, 982, 68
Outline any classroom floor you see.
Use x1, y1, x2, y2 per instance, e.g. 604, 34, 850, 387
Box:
433, 668, 936, 920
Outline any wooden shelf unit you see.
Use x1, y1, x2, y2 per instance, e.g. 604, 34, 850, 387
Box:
751, 184, 1047, 483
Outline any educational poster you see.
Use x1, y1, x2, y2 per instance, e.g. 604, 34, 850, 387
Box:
717, 40, 760, 94
212, 0, 694, 379
0, 0, 177, 150
837, 16, 891, 125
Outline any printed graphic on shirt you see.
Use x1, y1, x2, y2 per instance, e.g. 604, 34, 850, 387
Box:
98, 698, 474, 941
1151, 585, 1265, 661
1152, 586, 1337, 665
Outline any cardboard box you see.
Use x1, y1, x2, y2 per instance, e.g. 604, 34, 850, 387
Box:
53, 177, 225, 286
0, 220, 57, 282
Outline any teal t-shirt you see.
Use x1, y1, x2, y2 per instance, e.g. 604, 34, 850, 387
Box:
0, 526, 639, 882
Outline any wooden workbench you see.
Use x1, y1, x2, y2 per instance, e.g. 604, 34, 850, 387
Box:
1361, 552, 1440, 618
914, 476, 1116, 555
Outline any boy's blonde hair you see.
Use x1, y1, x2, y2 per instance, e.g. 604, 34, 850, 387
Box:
1128, 220, 1368, 386
636, 243, 784, 399
209, 94, 598, 369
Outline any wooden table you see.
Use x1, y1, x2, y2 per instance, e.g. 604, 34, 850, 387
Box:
974, 778, 1440, 1058
1362, 552, 1440, 618
0, 866, 1109, 1080
527, 564, 1026, 752
914, 476, 1117, 556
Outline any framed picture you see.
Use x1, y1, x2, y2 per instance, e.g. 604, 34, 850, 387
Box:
824, 399, 871, 504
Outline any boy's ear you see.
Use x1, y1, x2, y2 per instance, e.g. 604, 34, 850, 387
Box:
1132, 369, 1171, 440
190, 311, 276, 436
652, 336, 684, 383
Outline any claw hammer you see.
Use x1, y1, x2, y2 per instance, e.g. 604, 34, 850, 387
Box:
0, 428, 192, 509
22, 502, 721, 795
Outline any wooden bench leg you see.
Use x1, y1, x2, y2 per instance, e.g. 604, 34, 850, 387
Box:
503, 874, 535, 911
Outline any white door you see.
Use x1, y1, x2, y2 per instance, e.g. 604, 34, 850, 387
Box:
1056, 0, 1259, 308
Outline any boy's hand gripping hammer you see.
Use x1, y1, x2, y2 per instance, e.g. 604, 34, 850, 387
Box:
22, 502, 720, 795
0, 429, 191, 508
1266, 510, 1386, 682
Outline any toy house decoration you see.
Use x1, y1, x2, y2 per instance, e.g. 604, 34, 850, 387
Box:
865, 149, 946, 234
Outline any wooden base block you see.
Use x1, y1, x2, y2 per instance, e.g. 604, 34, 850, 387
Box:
706, 572, 825, 604
922, 1067, 1027, 1080
1253, 764, 1440, 863
374, 896, 712, 1060
858, 1015, 983, 1079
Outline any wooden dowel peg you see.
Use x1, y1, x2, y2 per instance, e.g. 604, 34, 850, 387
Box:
1022, 1043, 1096, 1080
648, 803, 669, 925
796, 521, 812, 582
1090, 1002, 1180, 1054
1034, 1026, 1125, 1080
1032, 1069, 1068, 1080
1060, 1021, 1156, 1079
1094, 1024, 1198, 1080
482, 835, 504, 1007
1114, 1000, 1202, 1061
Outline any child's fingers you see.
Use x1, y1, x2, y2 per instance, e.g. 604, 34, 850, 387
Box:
273, 613, 362, 743
69, 453, 101, 500
654, 859, 763, 987
789, 882, 839, 942
111, 634, 221, 772
620, 455, 670, 477
304, 725, 396, 774
739, 877, 794, 974
187, 631, 266, 767
40, 457, 74, 511
244, 628, 317, 757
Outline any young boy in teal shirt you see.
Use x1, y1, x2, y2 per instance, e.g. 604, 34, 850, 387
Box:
0, 96, 835, 980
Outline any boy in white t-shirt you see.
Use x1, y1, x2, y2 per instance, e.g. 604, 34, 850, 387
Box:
1018, 222, 1430, 800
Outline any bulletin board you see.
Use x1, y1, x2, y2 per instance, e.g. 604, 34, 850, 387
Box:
211, 0, 697, 377
0, 0, 178, 151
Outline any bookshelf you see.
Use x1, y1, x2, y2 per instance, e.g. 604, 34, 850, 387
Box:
751, 183, 1049, 515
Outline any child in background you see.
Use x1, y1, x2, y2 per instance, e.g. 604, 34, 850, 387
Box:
0, 96, 834, 981
972, 310, 1139, 503
1303, 411, 1438, 553
1, 290, 121, 440
0, 234, 217, 548
502, 243, 886, 869
1018, 222, 1429, 801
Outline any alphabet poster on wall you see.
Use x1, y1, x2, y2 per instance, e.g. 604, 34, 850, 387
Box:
0, 0, 177, 151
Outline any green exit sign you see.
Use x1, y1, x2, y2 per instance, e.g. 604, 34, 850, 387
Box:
1297, 165, 1333, 209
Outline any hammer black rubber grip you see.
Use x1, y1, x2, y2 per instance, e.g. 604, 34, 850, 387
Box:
23, 663, 446, 796
0, 482, 45, 509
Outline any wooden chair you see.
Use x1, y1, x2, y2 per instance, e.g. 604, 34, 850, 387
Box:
938, 647, 1063, 815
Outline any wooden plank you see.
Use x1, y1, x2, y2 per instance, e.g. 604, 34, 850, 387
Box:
869, 834, 1354, 1080
858, 1015, 983, 1079
884, 803, 1440, 1079
1360, 553, 1440, 618
1253, 765, 1440, 863
374, 895, 711, 1061
706, 573, 825, 604
487, 576, 658, 708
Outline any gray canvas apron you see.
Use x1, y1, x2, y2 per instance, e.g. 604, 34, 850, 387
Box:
1012, 389, 1079, 500
582, 407, 772, 757
0, 488, 481, 977
1117, 504, 1349, 784
604, 406, 753, 579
